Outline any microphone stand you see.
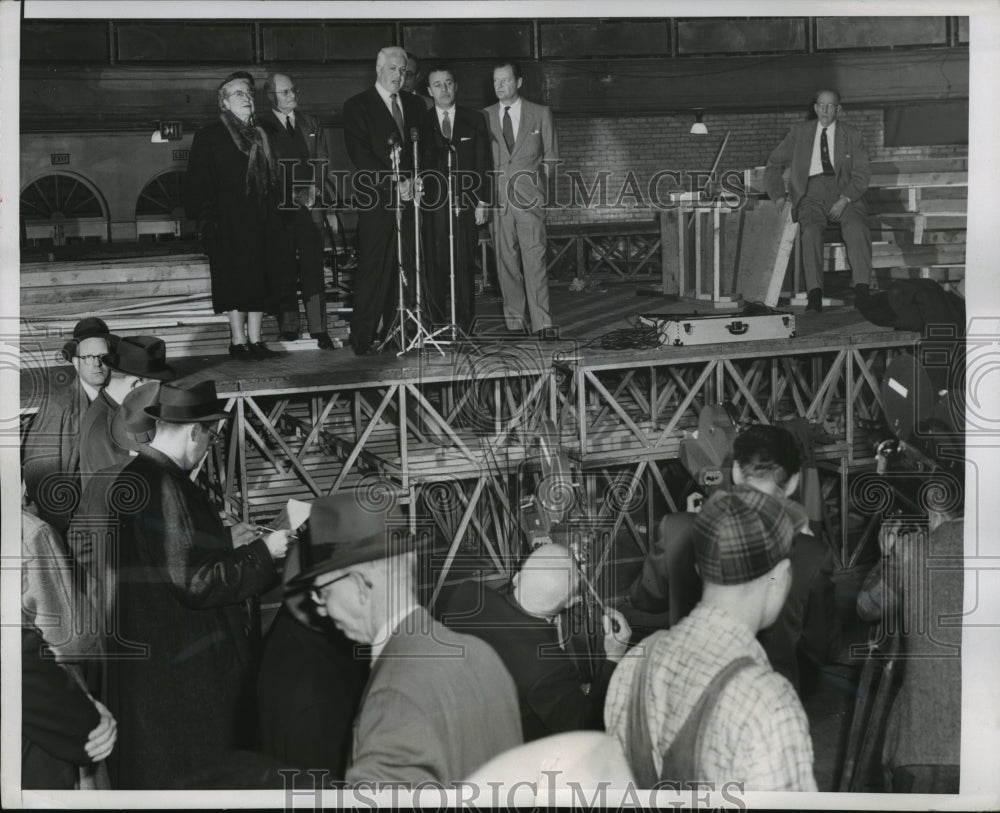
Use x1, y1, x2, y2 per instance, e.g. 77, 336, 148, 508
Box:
403, 126, 444, 356
426, 139, 467, 347
378, 136, 409, 353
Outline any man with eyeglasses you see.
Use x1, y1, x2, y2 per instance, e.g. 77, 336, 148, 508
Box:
286, 492, 522, 784
105, 379, 289, 788
79, 335, 176, 489
402, 53, 433, 109
260, 72, 334, 350
23, 317, 117, 533
765, 89, 873, 313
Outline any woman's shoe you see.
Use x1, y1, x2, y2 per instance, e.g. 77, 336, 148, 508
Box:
249, 341, 280, 360
229, 343, 255, 361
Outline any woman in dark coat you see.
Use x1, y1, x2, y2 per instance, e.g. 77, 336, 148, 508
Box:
184, 71, 288, 361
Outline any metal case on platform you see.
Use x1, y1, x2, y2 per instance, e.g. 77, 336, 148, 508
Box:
640, 311, 796, 346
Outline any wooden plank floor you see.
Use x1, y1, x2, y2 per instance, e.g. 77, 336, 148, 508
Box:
20, 279, 915, 411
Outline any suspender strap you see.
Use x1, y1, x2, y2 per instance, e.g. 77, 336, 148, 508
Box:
622, 652, 659, 788
659, 655, 757, 788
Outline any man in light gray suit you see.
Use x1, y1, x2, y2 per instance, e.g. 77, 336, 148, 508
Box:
484, 62, 559, 334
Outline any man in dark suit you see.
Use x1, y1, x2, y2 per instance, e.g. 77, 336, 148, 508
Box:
260, 73, 334, 349
484, 62, 559, 334
288, 492, 523, 784
765, 89, 873, 313
418, 65, 492, 333
343, 46, 427, 355
437, 543, 630, 743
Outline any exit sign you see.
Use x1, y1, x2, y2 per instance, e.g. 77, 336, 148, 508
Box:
50, 153, 70, 165
172, 150, 189, 161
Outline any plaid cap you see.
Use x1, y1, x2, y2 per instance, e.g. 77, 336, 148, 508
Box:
693, 486, 799, 585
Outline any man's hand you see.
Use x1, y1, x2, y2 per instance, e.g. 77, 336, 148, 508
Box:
475, 201, 489, 226
602, 609, 632, 663
228, 522, 257, 549
772, 195, 787, 209
828, 195, 850, 221
84, 700, 117, 763
398, 177, 414, 202
263, 530, 290, 559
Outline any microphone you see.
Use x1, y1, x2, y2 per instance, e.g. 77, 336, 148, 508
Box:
387, 131, 400, 148
409, 126, 420, 143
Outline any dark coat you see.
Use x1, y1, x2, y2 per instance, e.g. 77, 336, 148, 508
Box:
255, 605, 370, 779
109, 446, 278, 789
343, 85, 426, 217
438, 581, 611, 743
78, 388, 124, 490
21, 625, 100, 790
22, 370, 91, 533
417, 104, 494, 330
183, 118, 291, 313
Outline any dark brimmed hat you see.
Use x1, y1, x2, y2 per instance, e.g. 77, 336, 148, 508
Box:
693, 486, 798, 585
102, 336, 176, 381
110, 381, 160, 453
219, 70, 255, 91
61, 317, 119, 361
285, 492, 419, 592
145, 379, 229, 424
74, 317, 112, 341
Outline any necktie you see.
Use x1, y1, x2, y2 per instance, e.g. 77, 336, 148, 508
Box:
390, 93, 404, 137
285, 115, 295, 136
442, 110, 452, 140
502, 106, 515, 153
820, 128, 834, 175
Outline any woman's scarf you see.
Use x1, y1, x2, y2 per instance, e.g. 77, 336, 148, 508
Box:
219, 109, 276, 202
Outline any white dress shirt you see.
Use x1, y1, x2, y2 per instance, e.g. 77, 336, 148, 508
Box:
808, 120, 837, 177
436, 104, 456, 138
375, 82, 404, 126
272, 110, 295, 130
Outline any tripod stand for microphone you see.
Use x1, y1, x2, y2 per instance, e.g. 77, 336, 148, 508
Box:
380, 129, 445, 356
426, 141, 470, 346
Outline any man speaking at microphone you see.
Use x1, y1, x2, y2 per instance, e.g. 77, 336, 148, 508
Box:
418, 65, 493, 334
343, 46, 426, 356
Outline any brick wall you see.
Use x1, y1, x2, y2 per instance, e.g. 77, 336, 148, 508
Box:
546, 107, 968, 227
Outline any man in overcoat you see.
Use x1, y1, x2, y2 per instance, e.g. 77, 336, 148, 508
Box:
107, 379, 288, 788
288, 492, 523, 785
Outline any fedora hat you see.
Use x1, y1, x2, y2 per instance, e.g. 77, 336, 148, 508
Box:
145, 379, 230, 423
61, 317, 119, 362
285, 491, 420, 592
73, 316, 113, 342
110, 381, 160, 453
102, 335, 176, 381
693, 486, 799, 586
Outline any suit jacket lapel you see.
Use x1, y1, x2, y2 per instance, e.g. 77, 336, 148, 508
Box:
491, 103, 509, 160
511, 103, 532, 158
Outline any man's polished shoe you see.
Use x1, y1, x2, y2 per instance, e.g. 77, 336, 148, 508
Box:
228, 343, 256, 361
249, 341, 280, 360
805, 288, 823, 313
854, 283, 871, 302
352, 342, 373, 357
278, 330, 300, 342
311, 331, 335, 350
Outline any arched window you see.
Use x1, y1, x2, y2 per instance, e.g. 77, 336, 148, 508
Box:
20, 172, 109, 246
135, 169, 195, 240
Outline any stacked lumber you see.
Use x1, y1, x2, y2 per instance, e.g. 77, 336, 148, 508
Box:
20, 253, 351, 369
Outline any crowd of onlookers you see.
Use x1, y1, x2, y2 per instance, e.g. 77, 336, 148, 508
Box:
20, 314, 961, 794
